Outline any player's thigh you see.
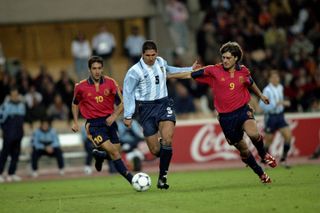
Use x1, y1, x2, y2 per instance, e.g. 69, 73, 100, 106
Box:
145, 134, 160, 154
159, 120, 175, 145
279, 126, 292, 141
243, 119, 259, 137
264, 133, 274, 145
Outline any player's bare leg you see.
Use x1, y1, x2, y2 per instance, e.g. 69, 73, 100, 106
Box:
145, 134, 161, 156
234, 140, 271, 183
97, 141, 133, 183
279, 126, 292, 168
243, 119, 277, 168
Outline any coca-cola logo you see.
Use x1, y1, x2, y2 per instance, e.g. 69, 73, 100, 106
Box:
191, 120, 299, 162
190, 124, 239, 162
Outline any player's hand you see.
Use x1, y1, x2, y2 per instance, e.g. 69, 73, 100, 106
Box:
71, 122, 79, 132
248, 104, 255, 113
261, 95, 269, 105
123, 118, 132, 128
106, 114, 116, 126
192, 60, 202, 70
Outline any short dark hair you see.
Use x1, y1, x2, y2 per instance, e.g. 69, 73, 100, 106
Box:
142, 40, 157, 53
220, 41, 243, 63
268, 69, 279, 78
88, 56, 103, 69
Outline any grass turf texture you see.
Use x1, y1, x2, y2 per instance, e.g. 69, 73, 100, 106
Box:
0, 164, 319, 213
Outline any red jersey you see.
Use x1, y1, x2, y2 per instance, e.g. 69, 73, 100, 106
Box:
195, 64, 252, 113
73, 76, 120, 119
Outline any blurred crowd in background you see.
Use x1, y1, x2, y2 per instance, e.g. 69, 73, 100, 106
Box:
0, 0, 319, 126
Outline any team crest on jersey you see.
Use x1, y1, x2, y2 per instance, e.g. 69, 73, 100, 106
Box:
221, 77, 225, 81
239, 76, 244, 84
87, 93, 92, 97
104, 89, 110, 96
160, 66, 165, 73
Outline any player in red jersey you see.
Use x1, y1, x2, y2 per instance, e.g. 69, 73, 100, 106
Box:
71, 56, 133, 184
168, 42, 277, 183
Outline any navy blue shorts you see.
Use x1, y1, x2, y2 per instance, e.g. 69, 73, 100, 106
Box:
136, 97, 176, 137
264, 113, 288, 133
218, 105, 254, 145
86, 117, 119, 146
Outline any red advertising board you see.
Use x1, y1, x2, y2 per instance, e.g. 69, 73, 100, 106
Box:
171, 113, 320, 163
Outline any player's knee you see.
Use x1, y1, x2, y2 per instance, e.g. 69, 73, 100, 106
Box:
161, 138, 172, 146
249, 134, 261, 142
149, 146, 160, 156
108, 150, 121, 160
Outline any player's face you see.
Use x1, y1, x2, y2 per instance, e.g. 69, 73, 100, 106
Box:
142, 49, 158, 66
270, 73, 280, 86
89, 62, 103, 82
221, 52, 237, 71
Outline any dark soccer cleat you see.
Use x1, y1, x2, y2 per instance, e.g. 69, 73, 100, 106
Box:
263, 153, 277, 168
280, 158, 291, 169
157, 176, 169, 190
259, 172, 271, 184
92, 149, 104, 172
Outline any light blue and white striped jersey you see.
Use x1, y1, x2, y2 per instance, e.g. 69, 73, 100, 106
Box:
259, 83, 284, 114
123, 56, 192, 118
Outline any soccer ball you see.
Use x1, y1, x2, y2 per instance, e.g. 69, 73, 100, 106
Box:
131, 172, 151, 192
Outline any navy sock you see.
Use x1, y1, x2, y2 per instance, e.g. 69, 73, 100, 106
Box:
281, 142, 291, 161
242, 153, 264, 176
251, 135, 267, 159
113, 159, 133, 183
159, 144, 172, 178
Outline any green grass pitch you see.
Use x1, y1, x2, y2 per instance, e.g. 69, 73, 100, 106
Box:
0, 164, 319, 213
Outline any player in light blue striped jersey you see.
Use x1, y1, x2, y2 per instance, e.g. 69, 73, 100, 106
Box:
259, 70, 292, 168
123, 40, 201, 189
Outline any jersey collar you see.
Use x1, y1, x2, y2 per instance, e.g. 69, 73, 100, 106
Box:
222, 63, 241, 72
87, 76, 104, 85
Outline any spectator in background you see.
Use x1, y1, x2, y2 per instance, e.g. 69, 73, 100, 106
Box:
173, 81, 196, 118
55, 70, 75, 120
30, 118, 65, 178
24, 85, 46, 126
47, 94, 69, 121
259, 70, 292, 168
165, 0, 190, 55
71, 32, 91, 81
92, 26, 116, 77
0, 87, 26, 183
124, 26, 145, 66
0, 42, 5, 71
0, 72, 12, 104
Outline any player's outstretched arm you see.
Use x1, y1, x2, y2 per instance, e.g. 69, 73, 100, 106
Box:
167, 71, 192, 79
250, 82, 269, 105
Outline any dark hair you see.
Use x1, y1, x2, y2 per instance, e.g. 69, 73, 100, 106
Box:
40, 116, 52, 126
142, 40, 157, 53
88, 56, 103, 69
220, 41, 243, 63
268, 69, 279, 78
